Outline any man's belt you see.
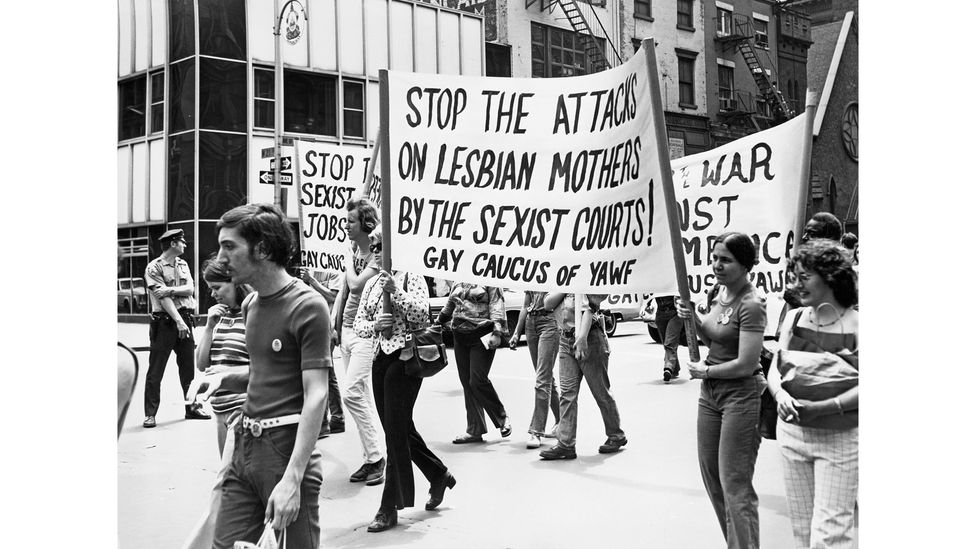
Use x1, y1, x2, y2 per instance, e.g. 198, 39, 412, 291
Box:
560, 323, 602, 339
152, 308, 194, 319
242, 414, 301, 437
528, 309, 551, 317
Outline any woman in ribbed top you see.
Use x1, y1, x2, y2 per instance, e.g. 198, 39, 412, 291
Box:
181, 258, 252, 549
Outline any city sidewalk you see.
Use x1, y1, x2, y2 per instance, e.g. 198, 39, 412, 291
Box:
118, 321, 854, 548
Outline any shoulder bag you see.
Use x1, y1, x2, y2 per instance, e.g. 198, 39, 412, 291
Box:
398, 273, 450, 378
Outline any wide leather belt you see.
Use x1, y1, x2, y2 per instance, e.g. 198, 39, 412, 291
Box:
528, 309, 551, 317
242, 414, 301, 437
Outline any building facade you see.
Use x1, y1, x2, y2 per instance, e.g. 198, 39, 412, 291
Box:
117, 0, 485, 317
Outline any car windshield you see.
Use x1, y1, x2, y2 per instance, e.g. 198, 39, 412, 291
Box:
120, 280, 132, 290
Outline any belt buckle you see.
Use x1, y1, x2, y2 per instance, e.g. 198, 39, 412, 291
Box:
249, 421, 263, 437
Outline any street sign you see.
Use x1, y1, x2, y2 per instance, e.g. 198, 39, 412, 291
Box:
259, 171, 293, 185
260, 137, 296, 158
270, 156, 292, 170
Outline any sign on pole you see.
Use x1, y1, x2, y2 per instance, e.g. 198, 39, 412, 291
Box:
669, 113, 810, 299
294, 141, 374, 272
381, 46, 677, 294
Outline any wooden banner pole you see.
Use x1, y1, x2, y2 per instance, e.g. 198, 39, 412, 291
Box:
294, 140, 308, 252
379, 70, 393, 339
793, 90, 820, 245
362, 130, 381, 196
642, 39, 701, 362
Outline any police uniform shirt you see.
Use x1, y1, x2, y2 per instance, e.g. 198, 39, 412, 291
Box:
145, 256, 196, 313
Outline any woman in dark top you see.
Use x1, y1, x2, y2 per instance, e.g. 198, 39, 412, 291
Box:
437, 283, 512, 443
677, 232, 767, 549
767, 240, 858, 549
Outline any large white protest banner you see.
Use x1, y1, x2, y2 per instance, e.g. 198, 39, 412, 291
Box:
670, 113, 807, 299
294, 141, 373, 271
383, 47, 679, 294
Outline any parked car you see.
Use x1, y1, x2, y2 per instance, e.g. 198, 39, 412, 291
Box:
425, 277, 522, 346
598, 293, 652, 336
117, 277, 148, 313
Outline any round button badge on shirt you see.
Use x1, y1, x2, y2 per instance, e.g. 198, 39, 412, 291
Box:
272, 339, 282, 352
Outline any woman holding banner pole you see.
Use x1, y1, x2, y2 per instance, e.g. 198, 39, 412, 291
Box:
437, 283, 513, 443
767, 239, 859, 549
676, 232, 767, 549
354, 228, 455, 532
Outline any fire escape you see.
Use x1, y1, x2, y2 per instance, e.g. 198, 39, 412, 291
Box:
715, 14, 793, 126
526, 0, 621, 73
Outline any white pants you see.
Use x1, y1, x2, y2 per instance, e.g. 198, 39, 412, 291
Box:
339, 326, 386, 463
777, 421, 858, 549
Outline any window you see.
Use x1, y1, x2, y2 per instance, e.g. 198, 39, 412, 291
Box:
635, 0, 652, 20
486, 43, 512, 77
200, 58, 246, 131
756, 98, 771, 118
717, 8, 733, 36
254, 68, 275, 129
119, 76, 146, 140
169, 59, 195, 134
531, 22, 605, 78
754, 18, 769, 48
343, 81, 365, 139
150, 71, 165, 134
718, 65, 734, 110
117, 234, 150, 314
676, 53, 696, 107
199, 0, 246, 60
677, 0, 694, 30
284, 70, 337, 136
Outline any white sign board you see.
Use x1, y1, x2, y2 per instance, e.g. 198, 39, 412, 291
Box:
295, 142, 374, 271
384, 48, 678, 294
670, 114, 808, 299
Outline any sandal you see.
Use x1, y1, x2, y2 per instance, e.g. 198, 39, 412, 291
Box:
452, 434, 485, 444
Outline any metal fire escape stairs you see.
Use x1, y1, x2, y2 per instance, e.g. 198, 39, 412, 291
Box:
716, 15, 793, 124
736, 39, 793, 122
528, 0, 622, 73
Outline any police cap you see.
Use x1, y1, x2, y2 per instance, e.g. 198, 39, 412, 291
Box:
159, 229, 186, 242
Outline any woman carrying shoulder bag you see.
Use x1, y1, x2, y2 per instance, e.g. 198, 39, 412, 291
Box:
354, 230, 455, 533
766, 239, 859, 549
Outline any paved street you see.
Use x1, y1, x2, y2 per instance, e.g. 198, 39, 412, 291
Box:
118, 320, 855, 548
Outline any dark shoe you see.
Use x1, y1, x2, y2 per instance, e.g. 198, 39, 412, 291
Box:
350, 462, 371, 483
598, 437, 628, 454
184, 405, 210, 420
663, 368, 673, 382
143, 416, 156, 428
452, 434, 484, 444
365, 458, 386, 486
367, 508, 397, 532
426, 471, 457, 510
329, 418, 346, 433
500, 417, 512, 438
539, 444, 577, 460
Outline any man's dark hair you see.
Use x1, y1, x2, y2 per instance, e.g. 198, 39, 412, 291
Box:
840, 232, 858, 250
806, 212, 843, 242
216, 203, 295, 267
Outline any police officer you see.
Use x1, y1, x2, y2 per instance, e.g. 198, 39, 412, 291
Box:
143, 228, 209, 428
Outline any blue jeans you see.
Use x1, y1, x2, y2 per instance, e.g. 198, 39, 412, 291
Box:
212, 424, 323, 549
525, 314, 560, 434
697, 374, 766, 549
554, 329, 624, 449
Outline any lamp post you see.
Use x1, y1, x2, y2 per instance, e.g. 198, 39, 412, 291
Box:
273, 0, 307, 208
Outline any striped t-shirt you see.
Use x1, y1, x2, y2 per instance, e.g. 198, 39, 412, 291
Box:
208, 311, 249, 414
